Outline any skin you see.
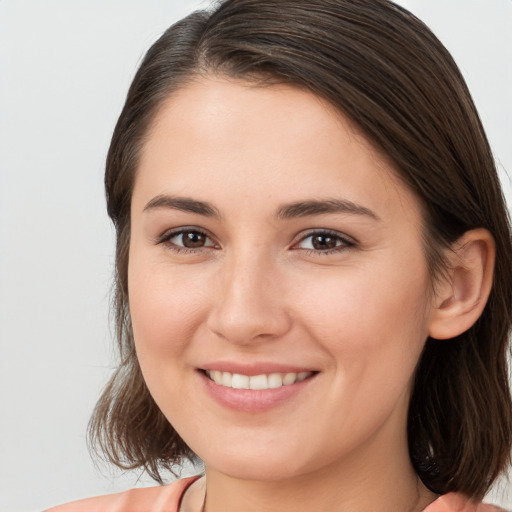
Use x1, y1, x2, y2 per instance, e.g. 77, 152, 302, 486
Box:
127, 76, 483, 512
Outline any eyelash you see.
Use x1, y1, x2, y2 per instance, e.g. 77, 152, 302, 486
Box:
157, 228, 356, 255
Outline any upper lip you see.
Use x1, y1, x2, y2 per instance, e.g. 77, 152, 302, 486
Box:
198, 361, 318, 376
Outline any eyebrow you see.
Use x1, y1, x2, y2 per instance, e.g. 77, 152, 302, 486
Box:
143, 194, 379, 222
276, 199, 380, 221
143, 195, 221, 218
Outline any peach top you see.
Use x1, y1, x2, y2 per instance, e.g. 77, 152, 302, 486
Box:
45, 476, 508, 512
45, 476, 200, 512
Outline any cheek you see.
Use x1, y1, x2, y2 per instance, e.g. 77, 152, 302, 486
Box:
293, 260, 429, 338
127, 256, 212, 417
290, 258, 431, 388
292, 266, 431, 441
127, 251, 210, 360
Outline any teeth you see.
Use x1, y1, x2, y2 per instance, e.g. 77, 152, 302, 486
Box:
268, 373, 283, 388
222, 371, 232, 387
249, 374, 268, 390
212, 370, 222, 384
283, 372, 297, 385
231, 373, 249, 389
205, 370, 313, 390
297, 371, 310, 382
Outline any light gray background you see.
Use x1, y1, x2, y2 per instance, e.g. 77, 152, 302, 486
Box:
0, 1, 511, 511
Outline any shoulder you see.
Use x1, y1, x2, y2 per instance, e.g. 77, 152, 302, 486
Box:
44, 475, 201, 512
423, 492, 510, 512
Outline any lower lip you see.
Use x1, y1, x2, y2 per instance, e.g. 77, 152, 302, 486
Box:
198, 371, 317, 413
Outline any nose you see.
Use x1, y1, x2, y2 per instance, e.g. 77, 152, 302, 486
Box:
206, 250, 292, 345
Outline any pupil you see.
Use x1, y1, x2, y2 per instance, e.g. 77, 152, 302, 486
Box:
183, 231, 205, 248
312, 235, 337, 250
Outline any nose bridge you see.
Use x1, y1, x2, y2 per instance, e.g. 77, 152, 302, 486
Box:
207, 245, 291, 344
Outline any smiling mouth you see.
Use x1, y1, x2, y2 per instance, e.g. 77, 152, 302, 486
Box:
202, 370, 315, 390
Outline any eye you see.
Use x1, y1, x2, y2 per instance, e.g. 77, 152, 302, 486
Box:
294, 230, 355, 253
158, 228, 217, 251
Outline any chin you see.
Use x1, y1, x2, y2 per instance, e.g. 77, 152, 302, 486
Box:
208, 458, 310, 482
198, 440, 321, 482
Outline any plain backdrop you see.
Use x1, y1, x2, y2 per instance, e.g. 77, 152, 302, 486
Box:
0, 1, 511, 511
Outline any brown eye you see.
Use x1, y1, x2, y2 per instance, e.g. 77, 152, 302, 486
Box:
161, 229, 216, 251
295, 230, 354, 253
311, 234, 338, 250
181, 231, 207, 248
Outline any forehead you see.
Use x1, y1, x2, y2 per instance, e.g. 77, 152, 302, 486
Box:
143, 76, 372, 167
134, 76, 421, 224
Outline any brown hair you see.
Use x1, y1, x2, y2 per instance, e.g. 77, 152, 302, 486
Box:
89, 0, 512, 498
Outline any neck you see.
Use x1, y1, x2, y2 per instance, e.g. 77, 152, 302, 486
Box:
195, 424, 436, 512
202, 462, 433, 512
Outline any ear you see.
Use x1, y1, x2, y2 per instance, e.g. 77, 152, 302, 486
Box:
428, 228, 495, 340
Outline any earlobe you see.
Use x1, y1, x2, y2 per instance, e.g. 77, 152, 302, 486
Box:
428, 228, 495, 340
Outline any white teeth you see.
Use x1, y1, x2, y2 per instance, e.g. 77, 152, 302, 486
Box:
282, 372, 297, 385
267, 373, 283, 388
205, 370, 313, 390
221, 371, 232, 387
231, 373, 250, 389
249, 374, 268, 390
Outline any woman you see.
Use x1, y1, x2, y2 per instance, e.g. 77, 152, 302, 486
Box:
47, 0, 512, 510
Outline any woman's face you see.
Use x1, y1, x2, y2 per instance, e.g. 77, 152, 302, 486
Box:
128, 76, 435, 481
